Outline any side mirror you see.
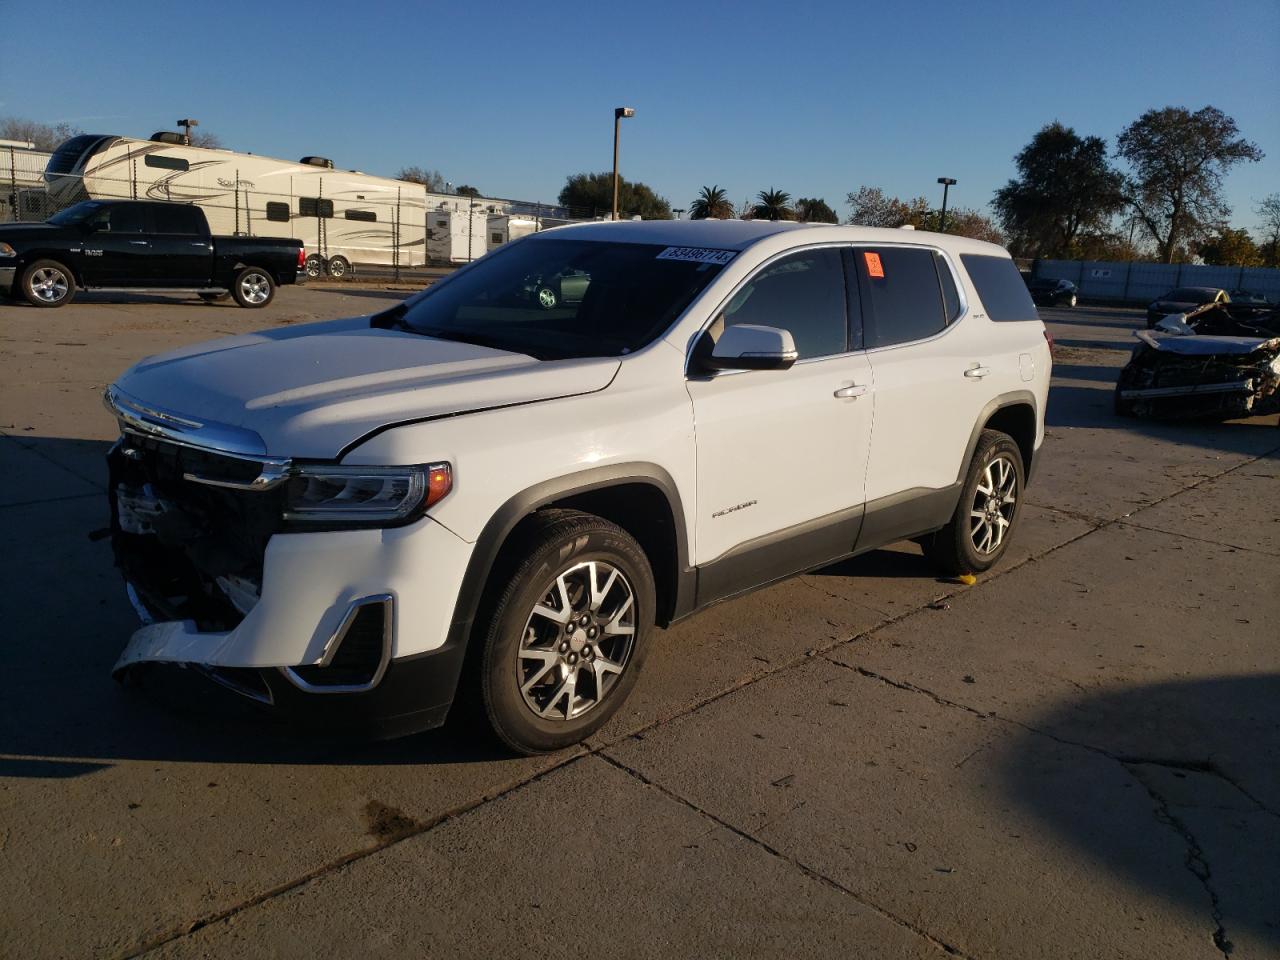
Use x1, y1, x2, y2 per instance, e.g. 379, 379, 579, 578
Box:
703, 324, 798, 371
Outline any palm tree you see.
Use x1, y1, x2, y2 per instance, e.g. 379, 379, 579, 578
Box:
689, 185, 734, 220
752, 188, 794, 221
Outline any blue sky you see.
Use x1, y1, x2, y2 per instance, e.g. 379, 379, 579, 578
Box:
3, 0, 1277, 230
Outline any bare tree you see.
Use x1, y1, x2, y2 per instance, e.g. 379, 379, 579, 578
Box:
397, 166, 447, 191
0, 116, 83, 151
1117, 106, 1263, 263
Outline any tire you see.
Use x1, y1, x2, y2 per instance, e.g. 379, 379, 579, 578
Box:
231, 267, 275, 308
922, 429, 1025, 576
304, 255, 326, 280
20, 259, 76, 308
478, 509, 655, 754
198, 292, 229, 303
326, 256, 350, 279
1068, 293, 1077, 307
535, 286, 557, 310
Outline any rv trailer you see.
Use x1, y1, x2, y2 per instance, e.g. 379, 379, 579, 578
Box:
43, 133, 429, 276
2, 140, 52, 222
486, 214, 539, 248
426, 209, 490, 264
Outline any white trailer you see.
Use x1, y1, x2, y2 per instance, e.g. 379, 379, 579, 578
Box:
427, 209, 490, 264
486, 214, 539, 248
43, 133, 429, 276
2, 141, 52, 222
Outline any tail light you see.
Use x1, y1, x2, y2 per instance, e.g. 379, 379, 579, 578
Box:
297, 247, 306, 269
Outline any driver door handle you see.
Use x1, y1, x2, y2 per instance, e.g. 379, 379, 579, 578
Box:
834, 384, 868, 399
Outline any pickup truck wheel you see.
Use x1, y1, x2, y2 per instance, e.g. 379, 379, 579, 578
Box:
304, 255, 326, 279
922, 429, 1024, 576
479, 510, 654, 754
21, 260, 76, 308
232, 267, 275, 308
326, 256, 350, 279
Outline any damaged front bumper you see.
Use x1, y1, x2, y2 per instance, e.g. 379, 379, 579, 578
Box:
105, 410, 475, 737
1116, 330, 1280, 420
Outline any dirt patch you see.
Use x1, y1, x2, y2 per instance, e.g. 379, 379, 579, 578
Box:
362, 799, 424, 842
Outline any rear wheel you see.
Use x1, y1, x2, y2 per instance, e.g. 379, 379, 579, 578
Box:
536, 286, 558, 310
479, 510, 654, 754
1067, 293, 1077, 307
21, 260, 76, 308
326, 256, 350, 279
922, 430, 1024, 576
231, 267, 275, 308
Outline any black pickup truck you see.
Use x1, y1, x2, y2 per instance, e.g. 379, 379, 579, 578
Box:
0, 199, 305, 308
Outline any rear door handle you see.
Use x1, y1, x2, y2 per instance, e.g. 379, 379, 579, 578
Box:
834, 384, 868, 399
964, 365, 991, 379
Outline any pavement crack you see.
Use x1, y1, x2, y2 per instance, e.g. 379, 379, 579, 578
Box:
827, 660, 993, 722
597, 754, 976, 959
1124, 763, 1233, 958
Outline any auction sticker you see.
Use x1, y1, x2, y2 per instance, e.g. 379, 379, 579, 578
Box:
864, 251, 885, 278
656, 246, 737, 265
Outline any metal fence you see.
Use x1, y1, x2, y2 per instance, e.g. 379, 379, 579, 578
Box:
1032, 258, 1280, 303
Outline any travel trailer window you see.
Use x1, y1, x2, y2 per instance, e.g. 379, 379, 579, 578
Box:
265, 202, 290, 222
145, 154, 189, 172
345, 210, 377, 222
299, 197, 334, 218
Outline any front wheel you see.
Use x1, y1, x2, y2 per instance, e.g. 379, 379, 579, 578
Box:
922, 429, 1024, 576
21, 260, 76, 308
231, 267, 275, 308
1067, 293, 1077, 307
479, 510, 654, 754
536, 286, 558, 310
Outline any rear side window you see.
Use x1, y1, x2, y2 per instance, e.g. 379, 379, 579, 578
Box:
960, 254, 1038, 322
265, 201, 290, 222
151, 204, 204, 235
722, 248, 848, 359
858, 247, 947, 347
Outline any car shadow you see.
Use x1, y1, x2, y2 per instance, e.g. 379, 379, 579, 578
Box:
998, 674, 1280, 952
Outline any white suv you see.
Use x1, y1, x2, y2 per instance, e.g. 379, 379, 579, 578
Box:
105, 220, 1050, 753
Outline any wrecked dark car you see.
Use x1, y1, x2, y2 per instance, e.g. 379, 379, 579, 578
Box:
1116, 302, 1280, 420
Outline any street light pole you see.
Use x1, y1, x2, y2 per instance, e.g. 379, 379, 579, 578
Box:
937, 177, 956, 232
612, 106, 635, 221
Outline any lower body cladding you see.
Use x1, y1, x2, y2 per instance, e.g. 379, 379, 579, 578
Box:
109, 441, 474, 737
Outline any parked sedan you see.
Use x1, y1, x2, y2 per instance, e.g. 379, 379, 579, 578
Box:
1146, 286, 1228, 328
1024, 276, 1078, 307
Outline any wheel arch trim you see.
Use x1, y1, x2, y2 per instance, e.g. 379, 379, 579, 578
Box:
957, 391, 1040, 483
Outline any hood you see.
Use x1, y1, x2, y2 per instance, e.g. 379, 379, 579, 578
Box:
0, 222, 60, 236
111, 317, 620, 458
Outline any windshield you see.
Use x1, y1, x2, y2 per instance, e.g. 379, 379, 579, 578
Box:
48, 201, 105, 226
376, 238, 730, 360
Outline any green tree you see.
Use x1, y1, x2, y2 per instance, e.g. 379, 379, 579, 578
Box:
993, 122, 1124, 258
558, 172, 671, 219
1117, 106, 1263, 263
1256, 193, 1280, 268
918, 207, 1004, 244
794, 197, 838, 223
397, 166, 447, 191
689, 184, 734, 220
751, 187, 794, 221
1198, 228, 1261, 267
0, 116, 83, 151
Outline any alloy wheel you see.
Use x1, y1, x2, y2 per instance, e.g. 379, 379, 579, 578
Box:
516, 560, 636, 720
970, 454, 1017, 555
239, 272, 271, 305
31, 267, 69, 303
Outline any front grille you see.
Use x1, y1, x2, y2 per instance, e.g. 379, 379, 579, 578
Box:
109, 433, 284, 629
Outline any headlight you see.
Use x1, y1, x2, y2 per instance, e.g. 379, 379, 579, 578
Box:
0, 242, 16, 257
282, 462, 451, 527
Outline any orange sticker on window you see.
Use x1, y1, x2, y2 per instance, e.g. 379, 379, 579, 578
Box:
864, 251, 884, 278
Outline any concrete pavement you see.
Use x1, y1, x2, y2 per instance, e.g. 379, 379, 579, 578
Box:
1, 291, 1277, 958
